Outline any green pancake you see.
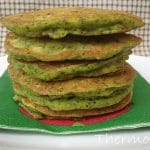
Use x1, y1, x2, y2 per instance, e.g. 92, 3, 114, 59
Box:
13, 82, 130, 100
8, 50, 130, 81
19, 103, 43, 119
5, 33, 141, 61
8, 63, 136, 97
14, 85, 132, 111
16, 92, 132, 118
0, 8, 144, 38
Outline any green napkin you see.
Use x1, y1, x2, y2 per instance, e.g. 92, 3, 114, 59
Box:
0, 71, 150, 135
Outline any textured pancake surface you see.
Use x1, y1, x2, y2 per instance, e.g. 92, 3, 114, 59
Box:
8, 63, 136, 97
15, 93, 132, 118
5, 33, 141, 61
14, 83, 132, 111
0, 8, 144, 38
13, 81, 130, 99
8, 50, 129, 81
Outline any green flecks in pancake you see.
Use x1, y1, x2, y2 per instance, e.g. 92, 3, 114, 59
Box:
5, 33, 141, 61
14, 85, 132, 111
0, 8, 144, 38
10, 37, 89, 55
8, 63, 136, 96
8, 50, 129, 81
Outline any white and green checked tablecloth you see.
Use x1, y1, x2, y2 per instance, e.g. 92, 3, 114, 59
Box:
0, 0, 150, 57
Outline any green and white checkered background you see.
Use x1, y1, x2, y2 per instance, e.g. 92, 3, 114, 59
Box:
0, 0, 150, 57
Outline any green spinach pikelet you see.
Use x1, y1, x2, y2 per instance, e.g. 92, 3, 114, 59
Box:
0, 8, 144, 38
5, 33, 140, 61
1, 7, 144, 121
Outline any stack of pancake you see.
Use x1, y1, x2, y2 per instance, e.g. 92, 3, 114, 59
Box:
0, 8, 144, 120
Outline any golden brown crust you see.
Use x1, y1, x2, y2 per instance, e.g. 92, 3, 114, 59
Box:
0, 8, 143, 24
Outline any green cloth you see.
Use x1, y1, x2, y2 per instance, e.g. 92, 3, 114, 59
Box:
0, 71, 150, 135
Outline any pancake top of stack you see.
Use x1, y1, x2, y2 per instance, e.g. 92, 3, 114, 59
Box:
0, 7, 144, 39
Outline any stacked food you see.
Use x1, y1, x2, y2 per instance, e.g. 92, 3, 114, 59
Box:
0, 8, 144, 120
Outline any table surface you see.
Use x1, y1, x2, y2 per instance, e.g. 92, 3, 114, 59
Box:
0, 55, 150, 150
